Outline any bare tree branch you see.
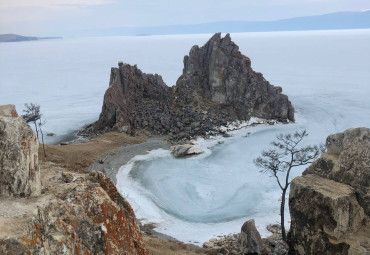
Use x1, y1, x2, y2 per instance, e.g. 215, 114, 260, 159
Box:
22, 103, 47, 158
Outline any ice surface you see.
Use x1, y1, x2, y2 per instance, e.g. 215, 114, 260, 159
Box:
1, 30, 370, 244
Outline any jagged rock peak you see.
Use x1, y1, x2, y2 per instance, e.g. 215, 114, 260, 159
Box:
93, 63, 171, 134
177, 32, 295, 121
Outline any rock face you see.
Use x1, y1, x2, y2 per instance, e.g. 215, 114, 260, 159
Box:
240, 219, 264, 254
0, 166, 150, 255
0, 105, 41, 197
288, 127, 370, 254
175, 33, 294, 122
86, 33, 294, 139
93, 64, 171, 134
0, 104, 19, 118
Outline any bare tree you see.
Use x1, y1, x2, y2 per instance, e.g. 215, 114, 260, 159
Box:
22, 103, 40, 140
254, 130, 325, 242
22, 103, 47, 158
38, 119, 47, 158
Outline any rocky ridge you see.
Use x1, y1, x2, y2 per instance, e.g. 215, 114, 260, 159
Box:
83, 33, 294, 140
288, 127, 370, 254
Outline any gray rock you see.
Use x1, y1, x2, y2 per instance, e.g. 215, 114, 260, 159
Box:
240, 219, 264, 254
0, 105, 41, 197
171, 144, 204, 157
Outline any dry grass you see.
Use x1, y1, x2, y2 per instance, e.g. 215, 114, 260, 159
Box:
38, 132, 215, 254
143, 237, 213, 255
39, 132, 147, 172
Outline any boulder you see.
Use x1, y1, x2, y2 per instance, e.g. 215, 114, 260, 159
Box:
239, 219, 264, 254
305, 127, 370, 215
288, 127, 370, 254
0, 105, 41, 197
171, 144, 204, 157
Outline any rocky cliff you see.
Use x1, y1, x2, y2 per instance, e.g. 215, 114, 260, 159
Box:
0, 104, 41, 197
288, 127, 369, 254
86, 33, 294, 139
0, 104, 149, 255
0, 167, 150, 255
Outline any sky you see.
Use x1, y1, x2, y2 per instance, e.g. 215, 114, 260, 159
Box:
0, 0, 369, 36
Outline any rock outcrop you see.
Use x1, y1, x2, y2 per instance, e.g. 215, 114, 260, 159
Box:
240, 219, 264, 254
93, 64, 171, 135
85, 33, 294, 139
0, 104, 41, 197
0, 163, 150, 255
203, 222, 288, 255
175, 33, 294, 122
288, 127, 370, 254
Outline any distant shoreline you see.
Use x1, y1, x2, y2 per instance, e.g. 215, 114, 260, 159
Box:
0, 33, 62, 43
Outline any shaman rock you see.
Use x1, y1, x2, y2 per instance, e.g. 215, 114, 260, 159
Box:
87, 33, 294, 139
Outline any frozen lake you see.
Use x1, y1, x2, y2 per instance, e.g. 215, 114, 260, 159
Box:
1, 30, 370, 244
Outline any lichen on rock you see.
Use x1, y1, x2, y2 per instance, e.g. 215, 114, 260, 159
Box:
0, 167, 150, 255
0, 104, 41, 197
288, 127, 370, 254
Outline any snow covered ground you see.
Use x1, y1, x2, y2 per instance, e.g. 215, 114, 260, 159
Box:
1, 29, 370, 244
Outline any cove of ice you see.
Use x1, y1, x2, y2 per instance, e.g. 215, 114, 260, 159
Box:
115, 30, 370, 244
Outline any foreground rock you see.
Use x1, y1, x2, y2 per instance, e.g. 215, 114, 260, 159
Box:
288, 127, 370, 254
240, 219, 264, 254
84, 33, 294, 140
203, 221, 288, 255
0, 163, 150, 255
0, 104, 41, 197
